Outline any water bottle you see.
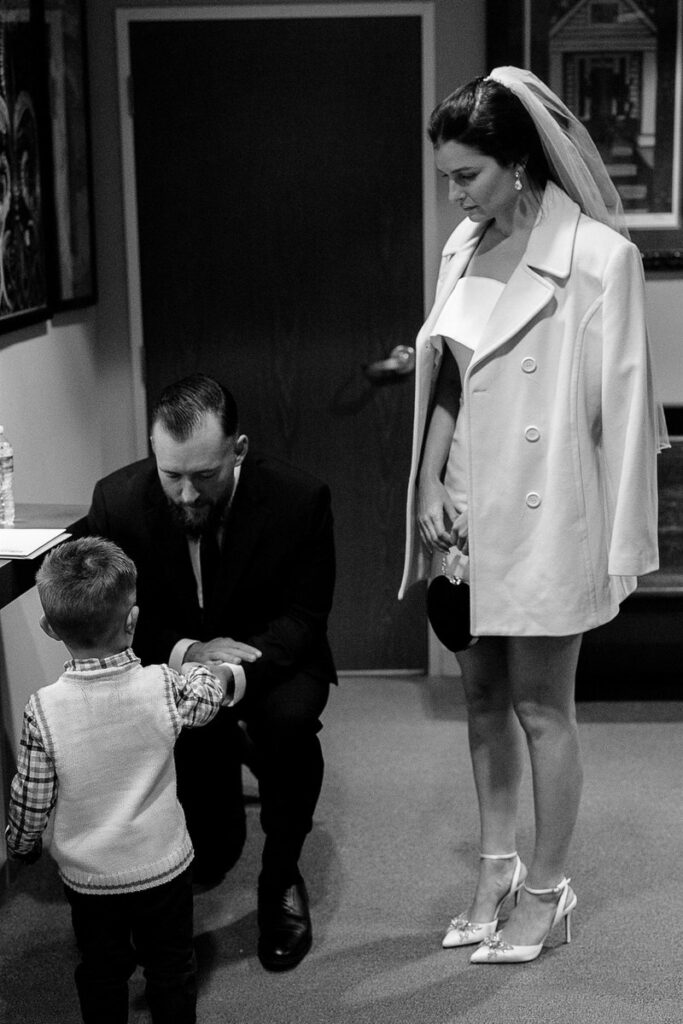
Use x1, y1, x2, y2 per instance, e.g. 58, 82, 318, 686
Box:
0, 425, 15, 526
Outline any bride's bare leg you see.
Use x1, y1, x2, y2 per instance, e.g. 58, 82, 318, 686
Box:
497, 634, 583, 946
458, 637, 526, 922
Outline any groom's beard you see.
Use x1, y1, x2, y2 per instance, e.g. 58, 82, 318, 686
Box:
166, 489, 231, 539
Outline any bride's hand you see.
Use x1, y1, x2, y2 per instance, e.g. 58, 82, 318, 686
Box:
417, 479, 459, 553
451, 508, 468, 552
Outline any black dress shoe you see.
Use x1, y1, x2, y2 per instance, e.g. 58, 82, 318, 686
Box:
257, 880, 312, 971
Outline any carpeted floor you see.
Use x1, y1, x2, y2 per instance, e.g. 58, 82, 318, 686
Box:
1, 675, 682, 1024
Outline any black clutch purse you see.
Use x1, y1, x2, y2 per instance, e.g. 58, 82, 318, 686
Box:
426, 550, 474, 653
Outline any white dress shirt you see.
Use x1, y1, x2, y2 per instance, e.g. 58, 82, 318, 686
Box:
168, 465, 247, 705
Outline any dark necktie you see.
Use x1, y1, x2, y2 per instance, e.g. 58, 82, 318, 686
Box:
199, 529, 220, 611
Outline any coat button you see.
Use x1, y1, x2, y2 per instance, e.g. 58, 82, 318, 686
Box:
521, 356, 537, 373
525, 491, 541, 508
524, 425, 541, 442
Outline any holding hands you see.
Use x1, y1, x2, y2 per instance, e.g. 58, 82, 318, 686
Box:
183, 639, 262, 706
186, 638, 262, 665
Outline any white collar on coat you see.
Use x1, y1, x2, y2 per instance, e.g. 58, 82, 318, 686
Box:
441, 181, 581, 281
434, 183, 586, 377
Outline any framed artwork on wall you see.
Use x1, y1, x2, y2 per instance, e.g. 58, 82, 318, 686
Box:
487, 0, 683, 270
0, 0, 50, 333
44, 0, 96, 308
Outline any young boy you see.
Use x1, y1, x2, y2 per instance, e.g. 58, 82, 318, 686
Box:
5, 536, 239, 1024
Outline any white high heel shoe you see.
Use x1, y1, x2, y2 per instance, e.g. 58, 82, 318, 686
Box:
442, 852, 527, 948
469, 876, 577, 963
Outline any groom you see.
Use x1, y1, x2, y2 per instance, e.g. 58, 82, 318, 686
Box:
86, 373, 337, 971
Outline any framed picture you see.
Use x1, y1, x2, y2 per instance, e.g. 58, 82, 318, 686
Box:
487, 0, 683, 269
44, 0, 95, 308
0, 0, 50, 333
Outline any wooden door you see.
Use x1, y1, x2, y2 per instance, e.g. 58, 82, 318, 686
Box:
126, 11, 427, 671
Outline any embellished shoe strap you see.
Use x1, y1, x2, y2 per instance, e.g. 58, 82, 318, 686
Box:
480, 851, 518, 860
524, 876, 570, 896
524, 877, 574, 934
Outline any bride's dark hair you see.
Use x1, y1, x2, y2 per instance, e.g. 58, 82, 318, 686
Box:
428, 77, 551, 190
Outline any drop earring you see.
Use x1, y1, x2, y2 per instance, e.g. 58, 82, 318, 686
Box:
514, 168, 523, 192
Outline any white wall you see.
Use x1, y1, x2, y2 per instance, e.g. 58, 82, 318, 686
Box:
0, 312, 106, 877
645, 274, 683, 414
0, 310, 107, 742
0, 312, 103, 504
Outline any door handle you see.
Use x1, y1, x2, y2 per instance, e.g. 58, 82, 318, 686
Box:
363, 345, 415, 382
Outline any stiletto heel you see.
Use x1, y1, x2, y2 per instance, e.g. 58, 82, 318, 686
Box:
470, 876, 577, 964
442, 852, 527, 948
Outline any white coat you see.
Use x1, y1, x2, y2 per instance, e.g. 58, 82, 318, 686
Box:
399, 183, 663, 636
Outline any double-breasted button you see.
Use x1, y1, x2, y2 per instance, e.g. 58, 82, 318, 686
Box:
521, 356, 537, 373
524, 425, 541, 442
525, 491, 542, 508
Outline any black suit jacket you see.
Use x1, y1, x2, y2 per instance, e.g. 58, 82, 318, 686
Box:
87, 451, 337, 688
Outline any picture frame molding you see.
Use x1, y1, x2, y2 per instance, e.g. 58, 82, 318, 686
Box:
43, 0, 97, 310
0, 0, 51, 335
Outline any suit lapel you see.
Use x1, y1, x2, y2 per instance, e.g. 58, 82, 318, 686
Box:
144, 477, 199, 614
143, 456, 271, 632
204, 456, 270, 619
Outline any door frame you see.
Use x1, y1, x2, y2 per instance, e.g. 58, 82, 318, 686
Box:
115, 3, 452, 675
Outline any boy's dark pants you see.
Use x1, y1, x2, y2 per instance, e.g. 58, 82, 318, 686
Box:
64, 866, 196, 1024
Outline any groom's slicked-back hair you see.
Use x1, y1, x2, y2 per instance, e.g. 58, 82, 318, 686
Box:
151, 374, 239, 441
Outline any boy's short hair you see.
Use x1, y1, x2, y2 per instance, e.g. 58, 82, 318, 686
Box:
36, 537, 137, 648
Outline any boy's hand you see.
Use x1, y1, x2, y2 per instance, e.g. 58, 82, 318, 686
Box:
207, 662, 236, 705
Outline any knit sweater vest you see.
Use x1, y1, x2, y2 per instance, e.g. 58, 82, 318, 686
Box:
33, 650, 193, 894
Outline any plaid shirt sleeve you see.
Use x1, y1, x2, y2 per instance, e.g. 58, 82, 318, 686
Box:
168, 663, 227, 728
5, 699, 57, 860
